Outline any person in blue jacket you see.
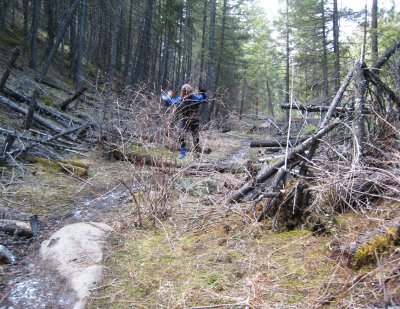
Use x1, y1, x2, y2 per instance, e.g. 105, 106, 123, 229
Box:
162, 84, 208, 159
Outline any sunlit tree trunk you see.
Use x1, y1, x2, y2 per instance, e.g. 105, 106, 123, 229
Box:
332, 0, 340, 92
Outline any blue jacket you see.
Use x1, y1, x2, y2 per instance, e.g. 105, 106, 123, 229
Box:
162, 92, 208, 109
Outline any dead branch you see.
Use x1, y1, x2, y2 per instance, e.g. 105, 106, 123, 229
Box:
320, 65, 356, 128
280, 103, 372, 114
0, 47, 21, 91
229, 120, 340, 202
24, 91, 39, 130
0, 134, 15, 165
0, 94, 64, 133
59, 86, 88, 110
250, 136, 308, 148
371, 41, 400, 72
0, 128, 86, 152
1, 86, 82, 127
365, 68, 400, 111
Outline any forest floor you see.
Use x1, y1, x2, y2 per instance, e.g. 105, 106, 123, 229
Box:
0, 33, 399, 308
2, 123, 399, 308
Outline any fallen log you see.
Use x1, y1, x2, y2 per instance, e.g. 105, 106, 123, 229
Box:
280, 103, 371, 114
0, 133, 15, 165
59, 86, 87, 110
365, 68, 400, 111
229, 120, 340, 202
0, 94, 63, 133
1, 86, 81, 127
0, 128, 87, 152
0, 219, 33, 238
250, 136, 308, 148
371, 41, 400, 72
0, 47, 21, 91
341, 218, 400, 268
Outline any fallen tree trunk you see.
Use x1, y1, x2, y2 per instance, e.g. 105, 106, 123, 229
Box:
280, 103, 371, 114
365, 68, 400, 111
371, 41, 400, 72
250, 136, 308, 148
0, 219, 33, 238
0, 94, 63, 133
1, 86, 81, 127
0, 128, 87, 152
0, 47, 21, 91
341, 218, 400, 269
229, 120, 340, 202
59, 86, 87, 110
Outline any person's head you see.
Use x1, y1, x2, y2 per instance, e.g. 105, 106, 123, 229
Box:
168, 89, 175, 97
180, 84, 194, 97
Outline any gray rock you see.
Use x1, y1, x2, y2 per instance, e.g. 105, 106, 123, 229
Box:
177, 178, 219, 197
0, 244, 16, 264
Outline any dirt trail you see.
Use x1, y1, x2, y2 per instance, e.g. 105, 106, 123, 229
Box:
1, 130, 254, 308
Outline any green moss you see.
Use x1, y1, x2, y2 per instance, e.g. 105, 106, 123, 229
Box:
29, 157, 88, 177
39, 95, 54, 106
353, 227, 399, 268
127, 144, 174, 158
301, 123, 318, 135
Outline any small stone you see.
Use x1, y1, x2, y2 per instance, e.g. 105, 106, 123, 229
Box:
0, 244, 16, 264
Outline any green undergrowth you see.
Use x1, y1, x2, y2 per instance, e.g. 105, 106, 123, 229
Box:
88, 219, 339, 308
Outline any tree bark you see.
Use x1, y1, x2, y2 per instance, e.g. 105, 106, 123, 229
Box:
0, 134, 15, 165
74, 0, 87, 87
36, 0, 81, 83
108, 0, 124, 85
59, 86, 87, 110
0, 95, 64, 133
29, 0, 41, 69
353, 62, 367, 162
24, 91, 39, 130
229, 120, 340, 202
0, 47, 21, 91
332, 0, 341, 92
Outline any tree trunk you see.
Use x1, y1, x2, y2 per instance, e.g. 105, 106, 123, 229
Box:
58, 86, 87, 110
371, 0, 378, 63
213, 0, 228, 119
229, 120, 340, 202
198, 0, 208, 87
284, 0, 290, 124
0, 47, 21, 91
239, 77, 246, 121
44, 0, 56, 60
29, 0, 41, 69
132, 0, 154, 86
332, 0, 341, 92
321, 1, 328, 100
108, 0, 124, 85
352, 62, 367, 162
36, 0, 81, 83
24, 91, 39, 130
74, 0, 87, 87
0, 0, 12, 32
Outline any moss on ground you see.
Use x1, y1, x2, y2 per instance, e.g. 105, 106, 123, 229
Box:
353, 227, 399, 268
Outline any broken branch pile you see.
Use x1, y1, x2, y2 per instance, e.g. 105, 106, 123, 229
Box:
230, 41, 400, 229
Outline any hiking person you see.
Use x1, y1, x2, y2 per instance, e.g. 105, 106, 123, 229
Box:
161, 84, 208, 159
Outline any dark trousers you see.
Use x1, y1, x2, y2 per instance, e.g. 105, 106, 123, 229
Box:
178, 117, 200, 152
